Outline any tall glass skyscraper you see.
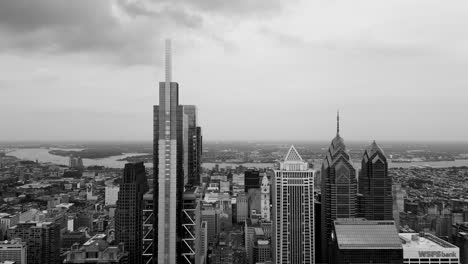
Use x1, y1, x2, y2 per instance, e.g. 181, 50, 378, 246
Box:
272, 145, 315, 264
359, 141, 393, 220
320, 113, 357, 263
153, 40, 202, 264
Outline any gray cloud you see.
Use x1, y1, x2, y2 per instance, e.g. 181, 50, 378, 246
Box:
0, 0, 205, 64
151, 0, 282, 16
0, 0, 283, 65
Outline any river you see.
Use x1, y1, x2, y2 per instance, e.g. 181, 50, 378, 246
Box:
6, 148, 468, 169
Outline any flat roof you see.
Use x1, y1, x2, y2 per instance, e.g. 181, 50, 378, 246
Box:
334, 220, 402, 250
399, 233, 457, 249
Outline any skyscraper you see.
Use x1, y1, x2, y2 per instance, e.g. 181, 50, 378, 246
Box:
154, 39, 202, 264
320, 112, 357, 262
272, 145, 315, 264
359, 141, 393, 220
115, 162, 148, 264
8, 222, 60, 264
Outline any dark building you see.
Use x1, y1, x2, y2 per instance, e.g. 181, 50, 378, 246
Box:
320, 113, 357, 262
8, 221, 61, 264
115, 162, 148, 264
244, 169, 260, 192
184, 106, 202, 186
332, 219, 403, 264
62, 230, 88, 249
359, 141, 393, 220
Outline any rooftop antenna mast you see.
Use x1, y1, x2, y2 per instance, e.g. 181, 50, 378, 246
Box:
165, 39, 172, 84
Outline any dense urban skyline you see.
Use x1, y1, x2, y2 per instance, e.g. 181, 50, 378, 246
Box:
1, 0, 468, 142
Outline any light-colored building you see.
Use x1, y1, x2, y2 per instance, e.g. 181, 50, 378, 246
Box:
260, 174, 270, 221
272, 146, 314, 264
400, 233, 459, 264
63, 234, 128, 263
105, 185, 119, 206
0, 239, 27, 264
236, 193, 248, 224
0, 214, 19, 240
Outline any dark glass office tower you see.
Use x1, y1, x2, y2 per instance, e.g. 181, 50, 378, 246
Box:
184, 106, 202, 186
245, 169, 260, 192
320, 113, 357, 262
115, 162, 148, 264
359, 141, 393, 220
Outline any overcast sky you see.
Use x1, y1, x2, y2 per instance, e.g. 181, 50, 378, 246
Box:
0, 0, 467, 142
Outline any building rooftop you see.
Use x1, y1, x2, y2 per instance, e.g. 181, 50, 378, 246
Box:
334, 219, 402, 250
399, 233, 457, 249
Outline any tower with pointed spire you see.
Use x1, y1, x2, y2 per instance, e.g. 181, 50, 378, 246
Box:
320, 113, 358, 263
153, 39, 203, 264
359, 140, 393, 221
272, 146, 315, 264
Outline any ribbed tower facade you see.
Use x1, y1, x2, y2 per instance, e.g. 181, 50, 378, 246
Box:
359, 141, 393, 220
115, 162, 148, 264
272, 146, 314, 264
320, 113, 357, 263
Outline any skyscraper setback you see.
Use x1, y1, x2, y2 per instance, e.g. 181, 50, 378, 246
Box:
320, 113, 358, 262
153, 39, 202, 264
272, 146, 315, 264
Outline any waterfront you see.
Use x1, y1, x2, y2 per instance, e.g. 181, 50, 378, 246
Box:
7, 148, 151, 168
6, 148, 468, 170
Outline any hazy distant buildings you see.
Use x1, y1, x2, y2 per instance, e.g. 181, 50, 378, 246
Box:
320, 114, 357, 262
272, 146, 314, 264
359, 141, 393, 221
115, 162, 148, 264
154, 39, 202, 264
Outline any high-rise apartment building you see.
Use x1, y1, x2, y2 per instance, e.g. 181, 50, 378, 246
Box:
359, 141, 393, 221
115, 162, 148, 264
153, 39, 202, 264
272, 145, 315, 264
8, 221, 60, 264
320, 113, 357, 262
0, 239, 26, 264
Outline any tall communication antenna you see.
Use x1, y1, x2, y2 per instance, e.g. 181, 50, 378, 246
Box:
165, 39, 172, 84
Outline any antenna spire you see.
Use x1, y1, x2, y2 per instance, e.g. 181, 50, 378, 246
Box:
337, 110, 340, 136
165, 39, 172, 83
